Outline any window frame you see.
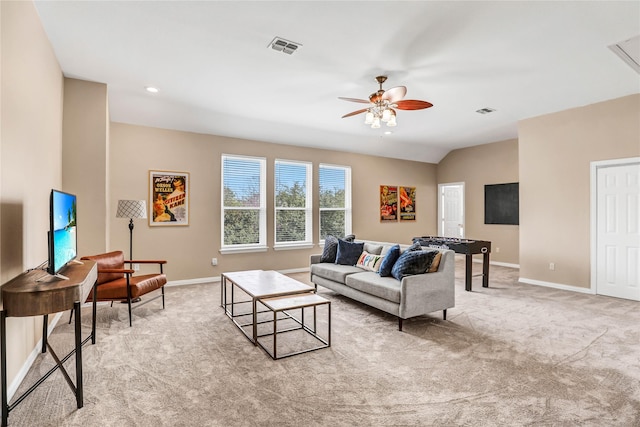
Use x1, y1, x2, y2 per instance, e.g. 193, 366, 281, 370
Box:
273, 159, 314, 250
318, 163, 352, 243
220, 154, 267, 254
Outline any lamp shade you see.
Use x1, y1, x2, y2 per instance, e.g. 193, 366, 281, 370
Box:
116, 200, 147, 219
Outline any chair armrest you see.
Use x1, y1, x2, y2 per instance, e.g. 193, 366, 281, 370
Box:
98, 268, 135, 274
127, 260, 167, 265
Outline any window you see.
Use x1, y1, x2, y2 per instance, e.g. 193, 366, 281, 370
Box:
274, 160, 312, 248
319, 164, 352, 240
221, 155, 266, 252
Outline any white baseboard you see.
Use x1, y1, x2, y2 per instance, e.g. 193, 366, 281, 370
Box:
166, 277, 220, 286
518, 277, 594, 294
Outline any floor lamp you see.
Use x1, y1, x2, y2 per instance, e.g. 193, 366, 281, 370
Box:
116, 200, 147, 260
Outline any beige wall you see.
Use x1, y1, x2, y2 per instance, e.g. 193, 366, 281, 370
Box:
437, 139, 519, 265
0, 0, 63, 393
519, 94, 640, 288
63, 78, 110, 257
109, 123, 438, 281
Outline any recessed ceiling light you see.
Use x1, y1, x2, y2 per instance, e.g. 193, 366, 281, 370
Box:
384, 131, 393, 135
145, 86, 159, 93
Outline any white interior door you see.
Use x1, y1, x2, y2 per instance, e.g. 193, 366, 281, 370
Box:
439, 183, 464, 238
594, 160, 640, 301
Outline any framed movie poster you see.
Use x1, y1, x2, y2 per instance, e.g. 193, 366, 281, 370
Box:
399, 186, 416, 221
149, 170, 189, 226
380, 185, 398, 222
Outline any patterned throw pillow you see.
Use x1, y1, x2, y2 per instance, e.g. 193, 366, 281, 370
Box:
320, 235, 339, 263
335, 239, 364, 266
404, 241, 422, 252
378, 244, 400, 277
356, 251, 384, 272
391, 249, 438, 280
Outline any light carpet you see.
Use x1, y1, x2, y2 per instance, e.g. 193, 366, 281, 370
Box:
7, 260, 640, 426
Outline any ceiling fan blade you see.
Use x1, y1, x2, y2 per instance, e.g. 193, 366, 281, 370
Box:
394, 100, 433, 110
338, 97, 371, 104
381, 86, 407, 103
341, 108, 370, 118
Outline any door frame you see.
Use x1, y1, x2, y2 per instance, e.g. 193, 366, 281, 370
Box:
590, 156, 640, 295
438, 182, 465, 237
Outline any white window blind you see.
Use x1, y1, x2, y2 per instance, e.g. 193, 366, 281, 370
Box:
221, 155, 266, 250
319, 164, 352, 240
274, 160, 312, 245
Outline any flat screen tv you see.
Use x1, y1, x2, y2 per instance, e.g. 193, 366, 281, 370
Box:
47, 189, 78, 277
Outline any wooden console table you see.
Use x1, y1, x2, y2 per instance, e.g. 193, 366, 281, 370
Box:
1, 260, 98, 427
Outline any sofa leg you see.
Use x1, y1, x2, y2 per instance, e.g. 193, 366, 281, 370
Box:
443, 309, 447, 320
398, 318, 403, 331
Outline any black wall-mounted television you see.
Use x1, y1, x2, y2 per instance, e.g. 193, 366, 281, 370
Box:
484, 183, 519, 225
47, 189, 78, 277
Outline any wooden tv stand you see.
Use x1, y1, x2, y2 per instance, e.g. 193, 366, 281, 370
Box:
1, 260, 98, 427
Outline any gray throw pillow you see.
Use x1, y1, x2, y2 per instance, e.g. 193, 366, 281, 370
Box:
320, 235, 339, 263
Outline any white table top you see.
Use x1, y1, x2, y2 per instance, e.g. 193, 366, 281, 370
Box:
222, 270, 313, 299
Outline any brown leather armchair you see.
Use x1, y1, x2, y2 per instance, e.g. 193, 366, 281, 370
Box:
80, 250, 167, 326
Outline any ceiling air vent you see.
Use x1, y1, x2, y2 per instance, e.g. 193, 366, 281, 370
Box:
609, 35, 640, 74
476, 108, 496, 115
268, 37, 301, 55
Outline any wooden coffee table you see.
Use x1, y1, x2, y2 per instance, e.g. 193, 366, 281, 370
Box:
220, 270, 314, 345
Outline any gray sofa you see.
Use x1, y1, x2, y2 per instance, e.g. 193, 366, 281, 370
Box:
310, 240, 455, 330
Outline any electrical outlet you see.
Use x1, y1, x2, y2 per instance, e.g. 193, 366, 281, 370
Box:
496, 247, 500, 253
133, 263, 140, 271
211, 258, 218, 266
549, 262, 555, 271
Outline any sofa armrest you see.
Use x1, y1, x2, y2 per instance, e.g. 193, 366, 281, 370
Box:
310, 254, 322, 265
399, 250, 455, 319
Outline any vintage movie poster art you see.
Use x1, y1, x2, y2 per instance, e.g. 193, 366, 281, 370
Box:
149, 170, 189, 226
399, 186, 416, 221
380, 185, 398, 222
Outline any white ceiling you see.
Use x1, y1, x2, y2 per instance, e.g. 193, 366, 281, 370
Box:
33, 1, 640, 163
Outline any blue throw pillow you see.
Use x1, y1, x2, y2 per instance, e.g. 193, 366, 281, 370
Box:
391, 250, 438, 280
320, 235, 339, 263
335, 239, 364, 266
378, 244, 400, 277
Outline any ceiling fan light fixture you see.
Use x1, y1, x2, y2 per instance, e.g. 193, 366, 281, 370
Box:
387, 113, 397, 127
364, 111, 374, 124
339, 75, 432, 129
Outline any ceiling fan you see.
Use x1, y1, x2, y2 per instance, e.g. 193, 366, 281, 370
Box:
339, 76, 433, 128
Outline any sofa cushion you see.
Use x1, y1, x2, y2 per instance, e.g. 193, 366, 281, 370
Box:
311, 263, 362, 283
356, 251, 384, 272
378, 244, 400, 277
345, 272, 401, 303
335, 240, 364, 265
320, 235, 339, 263
391, 249, 438, 280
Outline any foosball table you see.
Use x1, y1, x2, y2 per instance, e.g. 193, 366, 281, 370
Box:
412, 236, 491, 292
